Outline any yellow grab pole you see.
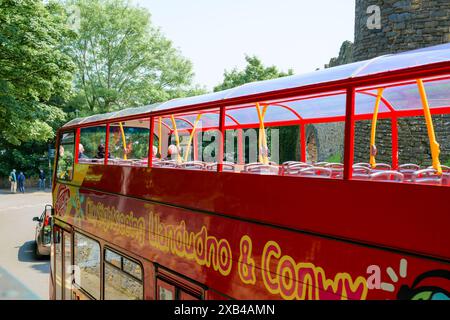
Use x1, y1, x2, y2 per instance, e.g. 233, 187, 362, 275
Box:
118, 122, 127, 160
170, 115, 182, 163
158, 117, 162, 159
184, 114, 202, 162
369, 88, 384, 168
256, 103, 269, 164
417, 79, 442, 175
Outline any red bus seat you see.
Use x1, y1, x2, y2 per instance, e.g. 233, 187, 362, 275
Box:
399, 164, 421, 181
370, 170, 404, 182
243, 163, 280, 175
296, 167, 332, 178
206, 162, 235, 172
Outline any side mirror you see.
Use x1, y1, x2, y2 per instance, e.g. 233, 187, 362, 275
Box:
32, 217, 40, 222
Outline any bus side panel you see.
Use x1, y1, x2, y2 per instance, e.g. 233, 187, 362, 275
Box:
78, 165, 450, 261
53, 185, 450, 300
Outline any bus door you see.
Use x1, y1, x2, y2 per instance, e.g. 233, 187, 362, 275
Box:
51, 223, 73, 300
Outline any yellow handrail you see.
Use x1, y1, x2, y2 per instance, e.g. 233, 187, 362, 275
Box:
158, 117, 162, 159
369, 88, 384, 168
417, 79, 442, 175
256, 103, 269, 164
118, 122, 127, 160
184, 114, 202, 162
170, 115, 182, 163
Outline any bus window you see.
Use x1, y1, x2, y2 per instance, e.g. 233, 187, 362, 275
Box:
224, 94, 346, 178
352, 78, 450, 185
155, 267, 203, 300
74, 232, 100, 299
104, 248, 143, 300
151, 109, 220, 171
79, 126, 107, 164
157, 279, 175, 300
56, 132, 75, 181
108, 119, 150, 167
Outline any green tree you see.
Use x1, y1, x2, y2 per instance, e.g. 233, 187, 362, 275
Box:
0, 0, 75, 146
66, 0, 202, 114
214, 55, 293, 92
214, 56, 298, 163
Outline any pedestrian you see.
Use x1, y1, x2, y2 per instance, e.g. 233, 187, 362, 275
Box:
9, 169, 17, 193
39, 169, 46, 190
17, 172, 25, 193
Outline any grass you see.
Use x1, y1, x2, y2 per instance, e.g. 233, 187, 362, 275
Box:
326, 153, 341, 163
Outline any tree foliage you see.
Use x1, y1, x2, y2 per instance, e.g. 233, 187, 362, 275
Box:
66, 0, 202, 115
214, 56, 298, 163
0, 0, 75, 146
214, 55, 293, 92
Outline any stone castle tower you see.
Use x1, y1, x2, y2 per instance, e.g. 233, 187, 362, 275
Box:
352, 0, 450, 166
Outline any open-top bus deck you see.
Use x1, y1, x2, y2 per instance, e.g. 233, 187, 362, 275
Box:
50, 43, 450, 300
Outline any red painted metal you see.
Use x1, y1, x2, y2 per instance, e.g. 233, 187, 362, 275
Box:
74, 128, 80, 164
149, 117, 154, 167
218, 106, 226, 172
391, 117, 399, 169
104, 124, 110, 166
343, 87, 356, 180
300, 124, 306, 162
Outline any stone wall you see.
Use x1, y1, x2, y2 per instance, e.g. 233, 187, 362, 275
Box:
354, 0, 450, 61
352, 0, 450, 166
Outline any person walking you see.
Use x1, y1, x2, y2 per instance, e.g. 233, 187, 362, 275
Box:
17, 172, 25, 193
38, 169, 46, 190
9, 169, 17, 193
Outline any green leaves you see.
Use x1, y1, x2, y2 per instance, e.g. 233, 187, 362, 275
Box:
0, 0, 75, 145
214, 55, 294, 92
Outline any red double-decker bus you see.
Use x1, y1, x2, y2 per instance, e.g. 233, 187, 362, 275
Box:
50, 43, 450, 300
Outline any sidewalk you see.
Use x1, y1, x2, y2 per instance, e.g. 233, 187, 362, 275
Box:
0, 187, 51, 196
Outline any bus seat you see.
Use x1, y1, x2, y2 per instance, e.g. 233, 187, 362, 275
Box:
353, 162, 371, 168
296, 167, 332, 178
414, 168, 443, 185
314, 162, 329, 167
206, 162, 235, 172
352, 165, 371, 180
325, 163, 344, 178
370, 170, 404, 182
153, 160, 178, 168
244, 164, 280, 175
399, 164, 421, 181
178, 161, 206, 170
283, 163, 312, 175
371, 163, 392, 171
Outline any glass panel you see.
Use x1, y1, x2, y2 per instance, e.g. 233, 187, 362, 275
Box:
74, 233, 100, 299
105, 249, 121, 268
104, 264, 143, 300
56, 132, 75, 181
158, 282, 175, 300
54, 227, 62, 300
63, 232, 72, 300
78, 126, 107, 164
122, 257, 142, 280
108, 119, 150, 167
152, 108, 220, 170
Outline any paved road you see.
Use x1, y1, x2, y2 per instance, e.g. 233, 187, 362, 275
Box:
0, 188, 52, 300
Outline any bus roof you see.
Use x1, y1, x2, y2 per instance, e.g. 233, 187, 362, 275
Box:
63, 42, 450, 128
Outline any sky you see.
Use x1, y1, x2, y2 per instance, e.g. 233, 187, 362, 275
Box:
135, 0, 356, 90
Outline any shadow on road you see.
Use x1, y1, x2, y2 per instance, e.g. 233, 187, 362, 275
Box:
17, 241, 50, 274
